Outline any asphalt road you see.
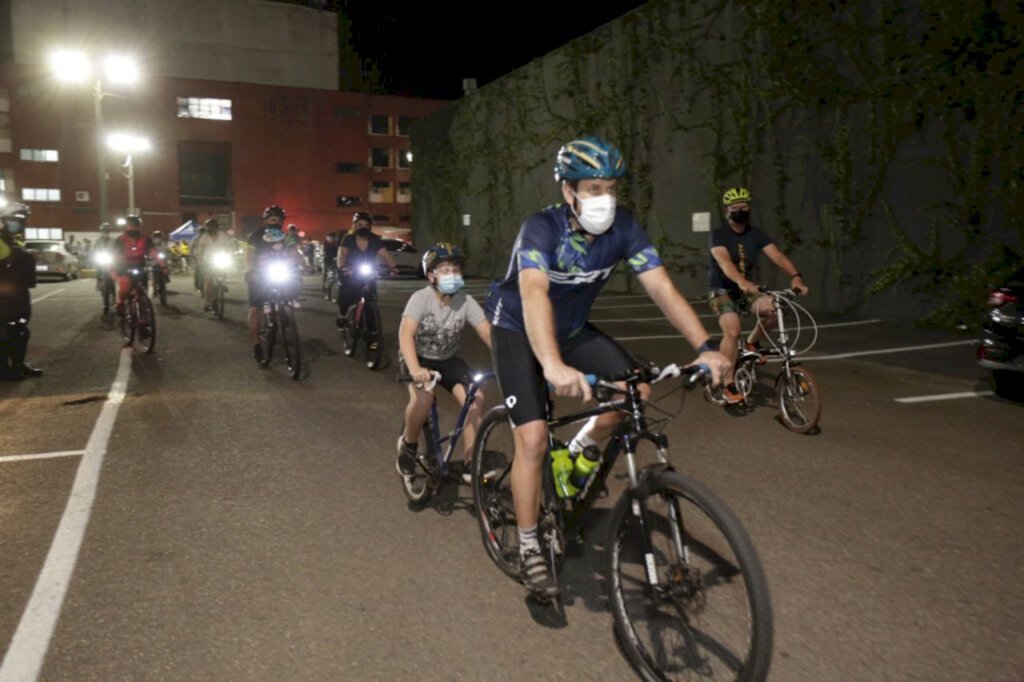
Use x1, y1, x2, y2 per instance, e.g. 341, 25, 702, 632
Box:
1, 273, 1021, 681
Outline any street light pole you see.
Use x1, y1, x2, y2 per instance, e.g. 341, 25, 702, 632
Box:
123, 154, 135, 215
94, 79, 108, 225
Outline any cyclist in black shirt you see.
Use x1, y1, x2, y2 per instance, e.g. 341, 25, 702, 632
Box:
707, 187, 808, 404
334, 213, 398, 330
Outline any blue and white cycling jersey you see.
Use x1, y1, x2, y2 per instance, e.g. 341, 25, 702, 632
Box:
485, 204, 662, 340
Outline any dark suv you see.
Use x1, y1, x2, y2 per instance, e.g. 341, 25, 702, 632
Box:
978, 266, 1024, 398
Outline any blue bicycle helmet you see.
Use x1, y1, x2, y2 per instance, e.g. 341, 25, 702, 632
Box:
421, 242, 465, 273
262, 227, 286, 243
554, 136, 626, 182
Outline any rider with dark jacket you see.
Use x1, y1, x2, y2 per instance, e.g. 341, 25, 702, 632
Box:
0, 202, 42, 379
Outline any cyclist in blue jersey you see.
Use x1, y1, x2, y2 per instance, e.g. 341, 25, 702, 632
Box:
484, 136, 731, 597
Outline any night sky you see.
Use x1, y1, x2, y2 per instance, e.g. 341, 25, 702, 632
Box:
340, 2, 649, 99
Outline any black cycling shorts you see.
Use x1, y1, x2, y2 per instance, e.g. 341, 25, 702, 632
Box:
491, 324, 637, 427
398, 354, 472, 393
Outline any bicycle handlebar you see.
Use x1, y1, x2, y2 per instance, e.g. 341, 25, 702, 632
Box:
757, 285, 802, 297
549, 363, 709, 395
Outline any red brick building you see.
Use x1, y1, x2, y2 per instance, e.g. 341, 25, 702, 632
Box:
0, 62, 447, 241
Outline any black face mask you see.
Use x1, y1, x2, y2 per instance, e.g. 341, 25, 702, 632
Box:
729, 210, 750, 225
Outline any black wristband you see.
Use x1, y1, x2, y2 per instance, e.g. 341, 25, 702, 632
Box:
696, 339, 720, 354
791, 272, 802, 280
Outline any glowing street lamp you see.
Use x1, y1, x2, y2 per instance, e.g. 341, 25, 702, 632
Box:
49, 50, 141, 224
107, 133, 150, 216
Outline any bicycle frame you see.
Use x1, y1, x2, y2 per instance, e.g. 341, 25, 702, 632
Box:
413, 371, 494, 478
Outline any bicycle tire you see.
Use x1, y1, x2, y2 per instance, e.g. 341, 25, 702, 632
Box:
259, 308, 276, 366
138, 293, 156, 354
704, 383, 728, 407
399, 421, 435, 505
280, 306, 302, 380
214, 281, 226, 320
341, 305, 360, 357
157, 275, 167, 306
121, 296, 136, 346
775, 366, 821, 434
102, 279, 115, 315
363, 302, 384, 370
607, 468, 774, 681
471, 405, 521, 581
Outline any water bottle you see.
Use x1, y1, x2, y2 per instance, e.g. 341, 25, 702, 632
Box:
550, 437, 579, 498
569, 445, 601, 491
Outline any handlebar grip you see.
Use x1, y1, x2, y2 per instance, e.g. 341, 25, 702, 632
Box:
545, 374, 599, 392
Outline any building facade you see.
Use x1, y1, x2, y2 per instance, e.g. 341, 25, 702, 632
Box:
0, 62, 446, 241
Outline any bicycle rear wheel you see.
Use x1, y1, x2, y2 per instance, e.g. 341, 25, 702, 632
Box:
471, 406, 521, 581
607, 468, 773, 681
399, 421, 435, 505
279, 306, 302, 380
259, 308, 275, 366
775, 366, 821, 434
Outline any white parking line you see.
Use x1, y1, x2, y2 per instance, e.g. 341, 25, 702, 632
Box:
799, 340, 975, 361
616, 319, 884, 341
894, 390, 995, 403
0, 450, 86, 464
0, 347, 132, 682
30, 288, 66, 304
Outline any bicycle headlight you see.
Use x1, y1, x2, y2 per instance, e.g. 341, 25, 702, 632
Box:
359, 263, 374, 277
212, 251, 232, 269
94, 252, 112, 266
157, 253, 166, 260
266, 262, 290, 283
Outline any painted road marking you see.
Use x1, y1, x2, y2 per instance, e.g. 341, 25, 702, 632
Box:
0, 347, 132, 682
894, 390, 995, 403
617, 319, 884, 341
799, 340, 975, 361
30, 288, 66, 304
0, 450, 86, 464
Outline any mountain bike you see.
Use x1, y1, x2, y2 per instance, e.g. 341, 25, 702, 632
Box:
396, 369, 494, 505
150, 254, 169, 306
120, 267, 156, 354
208, 250, 232, 320
257, 261, 302, 380
339, 264, 384, 370
471, 363, 773, 681
705, 287, 821, 433
93, 251, 116, 315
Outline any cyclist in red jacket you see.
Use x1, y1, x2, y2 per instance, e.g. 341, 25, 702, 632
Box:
111, 215, 157, 317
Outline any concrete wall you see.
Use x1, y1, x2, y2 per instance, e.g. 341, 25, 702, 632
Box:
10, 0, 338, 90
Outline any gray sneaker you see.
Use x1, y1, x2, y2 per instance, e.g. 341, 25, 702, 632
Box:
520, 546, 559, 598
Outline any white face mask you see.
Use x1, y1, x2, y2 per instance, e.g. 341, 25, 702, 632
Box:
570, 191, 616, 235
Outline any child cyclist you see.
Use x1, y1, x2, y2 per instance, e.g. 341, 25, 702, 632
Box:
396, 243, 491, 484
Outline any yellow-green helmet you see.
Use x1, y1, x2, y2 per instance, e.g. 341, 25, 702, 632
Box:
722, 187, 752, 206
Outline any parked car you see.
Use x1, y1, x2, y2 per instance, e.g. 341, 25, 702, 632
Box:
380, 239, 422, 278
978, 265, 1024, 399
23, 240, 81, 280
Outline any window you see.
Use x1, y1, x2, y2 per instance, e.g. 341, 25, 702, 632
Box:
370, 148, 390, 169
399, 214, 411, 223
25, 227, 64, 240
179, 141, 232, 205
397, 116, 415, 135
335, 162, 362, 173
369, 181, 393, 203
397, 149, 412, 169
369, 115, 390, 135
372, 214, 389, 223
177, 97, 233, 121
397, 182, 411, 204
20, 149, 59, 162
334, 107, 362, 119
336, 196, 361, 207
22, 188, 61, 202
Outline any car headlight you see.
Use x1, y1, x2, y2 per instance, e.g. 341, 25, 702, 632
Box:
359, 263, 374, 277
212, 251, 232, 269
266, 262, 290, 283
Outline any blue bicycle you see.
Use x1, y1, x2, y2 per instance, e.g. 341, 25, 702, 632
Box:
397, 370, 494, 505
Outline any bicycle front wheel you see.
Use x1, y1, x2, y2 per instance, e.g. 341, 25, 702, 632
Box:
775, 365, 821, 434
607, 468, 773, 681
259, 308, 276, 366
341, 305, 360, 357
399, 421, 435, 505
213, 281, 226, 320
471, 406, 520, 581
279, 306, 302, 380
138, 294, 156, 354
363, 302, 384, 370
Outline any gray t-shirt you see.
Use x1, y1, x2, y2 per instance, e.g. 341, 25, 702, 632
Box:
402, 286, 485, 360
